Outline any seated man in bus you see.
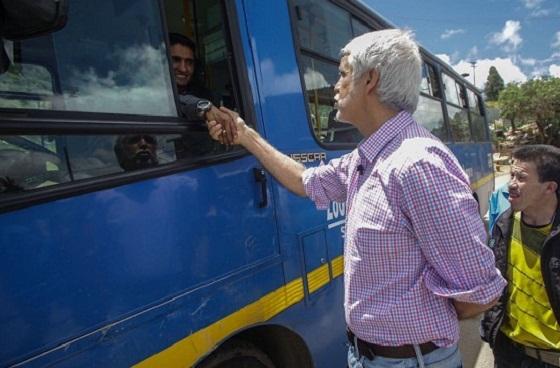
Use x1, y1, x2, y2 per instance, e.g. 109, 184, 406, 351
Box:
169, 33, 236, 144
114, 134, 159, 171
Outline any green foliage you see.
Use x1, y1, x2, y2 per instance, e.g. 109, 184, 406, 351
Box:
498, 77, 560, 145
484, 66, 505, 101
498, 83, 523, 132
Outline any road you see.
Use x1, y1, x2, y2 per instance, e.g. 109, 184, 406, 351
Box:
459, 171, 509, 368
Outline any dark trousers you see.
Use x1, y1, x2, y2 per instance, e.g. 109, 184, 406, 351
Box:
494, 333, 558, 368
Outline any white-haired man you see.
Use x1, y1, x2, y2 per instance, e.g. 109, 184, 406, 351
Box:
209, 29, 506, 367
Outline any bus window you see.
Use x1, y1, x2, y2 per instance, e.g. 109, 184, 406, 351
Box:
0, 63, 54, 109
442, 73, 461, 106
300, 55, 361, 143
352, 18, 371, 37
415, 62, 446, 140
293, 0, 362, 146
414, 95, 447, 141
468, 88, 488, 141
442, 74, 471, 142
0, 132, 218, 195
0, 0, 176, 116
294, 0, 353, 60
420, 64, 432, 95
447, 104, 471, 142
164, 0, 242, 114
0, 0, 244, 197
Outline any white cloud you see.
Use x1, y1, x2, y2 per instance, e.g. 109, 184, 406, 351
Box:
467, 46, 479, 59
522, 0, 543, 9
259, 59, 301, 96
435, 54, 451, 65
304, 68, 330, 89
520, 57, 537, 66
550, 64, 560, 77
490, 20, 523, 52
442, 56, 527, 89
529, 66, 549, 78
552, 32, 560, 49
65, 44, 175, 116
521, 0, 551, 17
441, 29, 465, 40
530, 8, 551, 16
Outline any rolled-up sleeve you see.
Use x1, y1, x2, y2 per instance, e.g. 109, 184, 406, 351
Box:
302, 154, 352, 210
401, 154, 507, 304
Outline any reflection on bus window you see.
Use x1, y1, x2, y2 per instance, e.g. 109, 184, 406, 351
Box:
0, 132, 220, 195
294, 0, 363, 146
0, 0, 176, 116
447, 105, 471, 142
442, 73, 461, 106
0, 64, 54, 109
294, 0, 353, 60
414, 95, 447, 141
468, 89, 487, 141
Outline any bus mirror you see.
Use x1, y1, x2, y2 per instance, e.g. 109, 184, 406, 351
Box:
0, 0, 69, 41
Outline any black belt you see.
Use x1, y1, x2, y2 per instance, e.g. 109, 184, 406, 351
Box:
346, 328, 438, 360
503, 334, 560, 367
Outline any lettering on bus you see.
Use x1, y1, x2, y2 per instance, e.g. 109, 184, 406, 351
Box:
327, 202, 346, 238
289, 152, 326, 164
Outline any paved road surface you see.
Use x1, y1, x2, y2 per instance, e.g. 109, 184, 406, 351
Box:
459, 318, 494, 368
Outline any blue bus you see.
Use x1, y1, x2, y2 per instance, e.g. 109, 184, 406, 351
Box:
0, 0, 493, 367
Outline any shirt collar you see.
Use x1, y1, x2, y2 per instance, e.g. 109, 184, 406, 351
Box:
358, 110, 414, 163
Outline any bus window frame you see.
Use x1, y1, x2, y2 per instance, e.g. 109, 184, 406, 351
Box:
466, 87, 489, 142
0, 0, 256, 214
290, 0, 385, 151
440, 71, 474, 143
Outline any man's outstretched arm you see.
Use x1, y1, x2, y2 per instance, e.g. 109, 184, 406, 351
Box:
208, 107, 307, 197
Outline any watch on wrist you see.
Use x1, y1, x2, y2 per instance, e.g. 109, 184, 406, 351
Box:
196, 99, 213, 118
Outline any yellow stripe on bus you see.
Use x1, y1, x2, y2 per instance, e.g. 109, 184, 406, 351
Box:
134, 255, 344, 367
471, 173, 494, 191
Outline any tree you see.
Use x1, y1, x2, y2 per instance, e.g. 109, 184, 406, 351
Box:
485, 66, 505, 101
498, 83, 524, 132
498, 77, 560, 145
521, 77, 560, 145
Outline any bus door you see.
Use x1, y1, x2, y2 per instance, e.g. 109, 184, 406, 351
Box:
239, 1, 369, 367
0, 0, 283, 366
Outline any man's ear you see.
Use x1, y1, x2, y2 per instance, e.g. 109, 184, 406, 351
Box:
545, 181, 558, 195
365, 69, 379, 94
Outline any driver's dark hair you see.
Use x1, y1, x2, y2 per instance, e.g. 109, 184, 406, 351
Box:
169, 33, 196, 53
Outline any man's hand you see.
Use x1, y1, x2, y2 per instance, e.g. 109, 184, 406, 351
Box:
207, 107, 248, 146
205, 106, 237, 145
453, 298, 499, 320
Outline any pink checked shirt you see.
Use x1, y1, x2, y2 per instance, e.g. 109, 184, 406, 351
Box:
303, 111, 506, 347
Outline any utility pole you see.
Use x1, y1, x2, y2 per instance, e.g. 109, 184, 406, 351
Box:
470, 61, 477, 86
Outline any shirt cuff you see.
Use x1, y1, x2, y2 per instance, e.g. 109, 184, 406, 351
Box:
425, 267, 507, 304
302, 166, 330, 210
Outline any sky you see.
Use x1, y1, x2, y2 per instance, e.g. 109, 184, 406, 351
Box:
364, 0, 560, 90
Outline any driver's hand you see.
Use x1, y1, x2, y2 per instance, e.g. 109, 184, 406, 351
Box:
207, 107, 248, 146
205, 106, 237, 145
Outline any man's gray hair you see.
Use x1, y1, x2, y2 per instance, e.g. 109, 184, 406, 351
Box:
341, 29, 422, 113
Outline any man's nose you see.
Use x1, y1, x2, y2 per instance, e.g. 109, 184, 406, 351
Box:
178, 61, 188, 72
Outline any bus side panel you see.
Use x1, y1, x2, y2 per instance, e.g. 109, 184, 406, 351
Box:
447, 142, 495, 216
0, 157, 282, 367
242, 1, 348, 367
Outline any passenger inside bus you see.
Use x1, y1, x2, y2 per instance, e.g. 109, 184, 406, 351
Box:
169, 33, 236, 144
114, 134, 159, 171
